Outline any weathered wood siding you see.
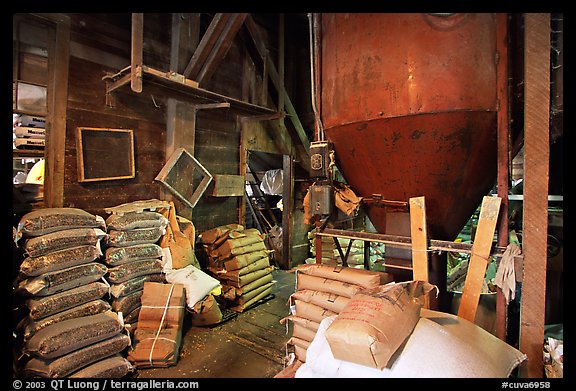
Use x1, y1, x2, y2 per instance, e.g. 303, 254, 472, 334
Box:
63, 14, 168, 217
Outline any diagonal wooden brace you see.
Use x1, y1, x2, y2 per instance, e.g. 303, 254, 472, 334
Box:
457, 196, 502, 322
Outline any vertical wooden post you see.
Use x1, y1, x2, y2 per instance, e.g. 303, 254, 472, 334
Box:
44, 14, 70, 208
165, 13, 200, 220
458, 196, 502, 322
519, 13, 550, 379
131, 13, 143, 93
495, 12, 511, 341
410, 196, 429, 308
282, 154, 294, 270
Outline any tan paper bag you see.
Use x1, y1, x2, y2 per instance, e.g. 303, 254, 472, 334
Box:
324, 280, 436, 369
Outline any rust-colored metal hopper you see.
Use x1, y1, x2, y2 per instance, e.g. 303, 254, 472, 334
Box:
321, 13, 501, 240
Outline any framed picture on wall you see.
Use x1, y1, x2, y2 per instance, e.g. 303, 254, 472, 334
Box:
76, 127, 135, 182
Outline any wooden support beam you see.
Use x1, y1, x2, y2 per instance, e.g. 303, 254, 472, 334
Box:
519, 13, 550, 379
457, 196, 502, 322
282, 154, 294, 270
409, 196, 430, 307
195, 13, 248, 85
43, 14, 70, 208
170, 13, 200, 75
183, 13, 230, 79
131, 13, 143, 93
244, 15, 310, 154
495, 12, 511, 342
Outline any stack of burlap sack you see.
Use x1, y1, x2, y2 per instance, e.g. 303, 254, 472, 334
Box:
14, 207, 133, 378
281, 264, 394, 363
102, 200, 170, 327
292, 276, 528, 378
200, 224, 275, 313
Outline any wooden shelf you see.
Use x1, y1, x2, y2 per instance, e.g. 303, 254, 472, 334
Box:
104, 65, 278, 117
13, 149, 44, 158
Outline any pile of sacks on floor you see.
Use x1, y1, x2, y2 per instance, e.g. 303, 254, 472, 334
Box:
282, 264, 529, 378
13, 208, 133, 378
102, 200, 170, 327
280, 264, 393, 362
12, 201, 224, 377
200, 224, 274, 313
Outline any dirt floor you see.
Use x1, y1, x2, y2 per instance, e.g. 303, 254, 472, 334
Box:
134, 268, 296, 379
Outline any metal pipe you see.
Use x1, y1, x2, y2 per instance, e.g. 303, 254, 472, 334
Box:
308, 13, 323, 142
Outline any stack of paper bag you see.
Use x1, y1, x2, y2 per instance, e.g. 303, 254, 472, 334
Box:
200, 224, 274, 312
127, 282, 185, 368
281, 264, 394, 363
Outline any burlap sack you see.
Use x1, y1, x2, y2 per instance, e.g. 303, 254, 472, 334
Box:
324, 280, 436, 369
190, 294, 223, 327
24, 311, 124, 359
20, 300, 111, 342
223, 266, 274, 288
200, 224, 244, 245
105, 211, 168, 231
210, 240, 267, 260
230, 284, 273, 313
68, 355, 134, 378
223, 250, 273, 271
234, 282, 274, 306
221, 256, 270, 278
26, 281, 109, 320
15, 262, 108, 296
23, 333, 130, 378
231, 272, 273, 296
23, 228, 107, 258
16, 208, 105, 239
20, 244, 102, 277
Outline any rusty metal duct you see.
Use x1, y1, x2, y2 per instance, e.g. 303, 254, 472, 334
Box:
320, 13, 502, 240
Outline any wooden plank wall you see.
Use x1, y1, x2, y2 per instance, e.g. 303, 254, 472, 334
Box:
193, 109, 242, 232
63, 14, 168, 217
45, 13, 312, 245
64, 56, 167, 216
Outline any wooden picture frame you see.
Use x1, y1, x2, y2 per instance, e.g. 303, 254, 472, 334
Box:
154, 147, 213, 209
76, 127, 135, 182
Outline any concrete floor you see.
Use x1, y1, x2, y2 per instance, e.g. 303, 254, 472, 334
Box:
134, 269, 296, 379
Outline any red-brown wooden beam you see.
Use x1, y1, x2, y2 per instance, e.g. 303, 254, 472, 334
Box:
519, 13, 550, 378
495, 12, 510, 341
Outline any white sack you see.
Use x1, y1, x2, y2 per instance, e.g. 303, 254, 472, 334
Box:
296, 309, 527, 378
162, 248, 221, 309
